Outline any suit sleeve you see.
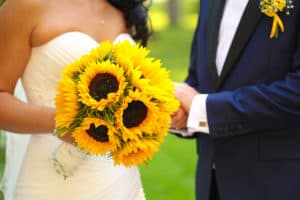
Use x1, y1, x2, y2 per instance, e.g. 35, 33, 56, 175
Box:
185, 2, 202, 88
207, 31, 300, 138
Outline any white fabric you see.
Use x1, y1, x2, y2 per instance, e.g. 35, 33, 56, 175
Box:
216, 0, 249, 74
0, 80, 31, 200
1, 32, 145, 200
186, 0, 249, 134
187, 94, 209, 134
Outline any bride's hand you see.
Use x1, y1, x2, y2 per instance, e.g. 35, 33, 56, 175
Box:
58, 133, 75, 145
53, 132, 85, 179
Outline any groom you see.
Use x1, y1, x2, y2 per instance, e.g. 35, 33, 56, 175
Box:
171, 0, 300, 200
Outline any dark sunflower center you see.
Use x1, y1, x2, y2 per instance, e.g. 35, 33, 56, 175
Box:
86, 123, 109, 142
89, 73, 119, 101
123, 100, 148, 128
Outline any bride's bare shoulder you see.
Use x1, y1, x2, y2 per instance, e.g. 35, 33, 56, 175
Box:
0, 0, 49, 37
1, 0, 47, 11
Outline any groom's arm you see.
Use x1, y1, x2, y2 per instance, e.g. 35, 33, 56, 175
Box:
207, 66, 300, 138
181, 1, 300, 139
178, 32, 300, 139
206, 26, 300, 138
179, 61, 300, 139
184, 3, 202, 89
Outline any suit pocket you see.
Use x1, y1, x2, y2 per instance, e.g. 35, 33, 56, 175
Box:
259, 134, 300, 161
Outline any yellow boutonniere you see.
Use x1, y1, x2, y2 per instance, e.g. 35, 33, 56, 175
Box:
260, 0, 293, 38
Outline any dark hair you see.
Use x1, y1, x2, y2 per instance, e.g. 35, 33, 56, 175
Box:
108, 0, 152, 46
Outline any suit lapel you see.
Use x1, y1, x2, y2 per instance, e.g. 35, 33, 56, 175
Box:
206, 0, 225, 88
217, 0, 263, 90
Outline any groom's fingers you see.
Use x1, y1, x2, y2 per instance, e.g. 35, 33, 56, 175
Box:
174, 84, 199, 113
171, 107, 187, 129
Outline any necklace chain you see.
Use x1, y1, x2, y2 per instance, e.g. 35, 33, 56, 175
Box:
100, 18, 104, 25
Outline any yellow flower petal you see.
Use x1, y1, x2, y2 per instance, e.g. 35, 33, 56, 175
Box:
72, 117, 120, 155
78, 61, 126, 111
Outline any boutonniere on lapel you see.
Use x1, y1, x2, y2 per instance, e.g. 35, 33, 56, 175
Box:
260, 0, 294, 38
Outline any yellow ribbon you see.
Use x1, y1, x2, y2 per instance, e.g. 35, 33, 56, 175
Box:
266, 12, 285, 38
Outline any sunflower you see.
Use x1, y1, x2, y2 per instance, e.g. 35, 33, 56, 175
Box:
72, 117, 120, 155
131, 46, 150, 68
113, 41, 143, 72
55, 76, 79, 134
54, 40, 179, 167
90, 41, 113, 61
113, 138, 161, 167
121, 43, 150, 70
78, 60, 126, 111
61, 54, 95, 81
146, 86, 180, 114
139, 58, 174, 92
154, 113, 173, 140
115, 91, 160, 141
113, 52, 134, 73
128, 67, 150, 91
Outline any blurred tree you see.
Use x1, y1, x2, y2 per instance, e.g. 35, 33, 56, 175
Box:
168, 0, 180, 26
0, 0, 4, 6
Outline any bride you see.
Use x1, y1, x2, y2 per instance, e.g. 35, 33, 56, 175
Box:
0, 0, 151, 199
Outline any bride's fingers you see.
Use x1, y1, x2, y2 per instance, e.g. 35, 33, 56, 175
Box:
58, 133, 75, 144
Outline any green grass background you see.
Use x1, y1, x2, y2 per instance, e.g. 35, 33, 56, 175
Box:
0, 1, 198, 199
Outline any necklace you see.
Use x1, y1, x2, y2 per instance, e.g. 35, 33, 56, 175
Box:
100, 18, 104, 25
98, 1, 105, 25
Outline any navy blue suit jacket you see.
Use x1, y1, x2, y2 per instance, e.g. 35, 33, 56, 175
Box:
185, 0, 300, 199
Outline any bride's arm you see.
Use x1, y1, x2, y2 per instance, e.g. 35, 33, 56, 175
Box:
0, 0, 71, 144
0, 0, 55, 134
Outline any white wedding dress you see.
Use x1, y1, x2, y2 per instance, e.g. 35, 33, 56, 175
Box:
0, 32, 146, 200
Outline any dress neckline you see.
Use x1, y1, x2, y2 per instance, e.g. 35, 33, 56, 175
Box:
32, 31, 132, 49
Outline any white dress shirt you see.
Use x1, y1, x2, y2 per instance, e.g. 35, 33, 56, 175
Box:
185, 0, 249, 136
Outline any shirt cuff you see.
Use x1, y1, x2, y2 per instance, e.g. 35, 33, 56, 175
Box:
187, 94, 209, 134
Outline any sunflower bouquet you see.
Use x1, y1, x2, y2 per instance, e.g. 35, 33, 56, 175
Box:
53, 40, 179, 177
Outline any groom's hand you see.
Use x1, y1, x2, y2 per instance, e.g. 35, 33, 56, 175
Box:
174, 83, 199, 113
171, 106, 187, 129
